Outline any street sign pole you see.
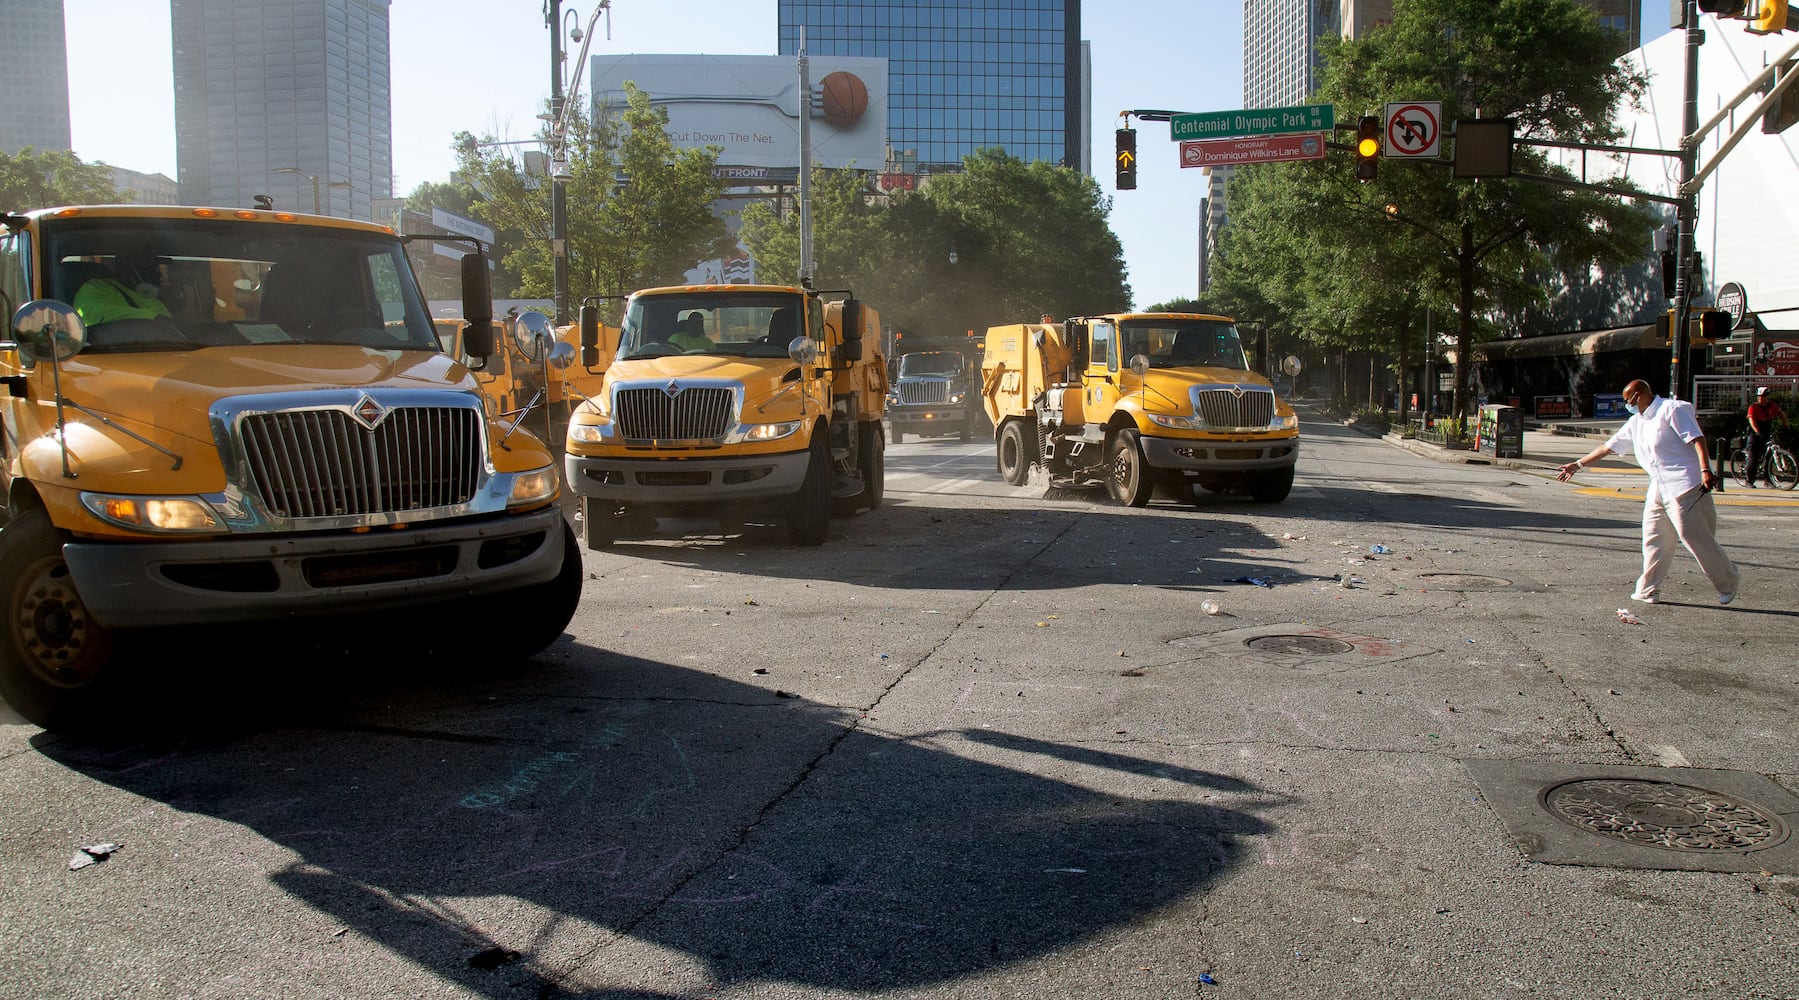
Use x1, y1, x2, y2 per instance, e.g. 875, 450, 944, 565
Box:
1671, 0, 1700, 401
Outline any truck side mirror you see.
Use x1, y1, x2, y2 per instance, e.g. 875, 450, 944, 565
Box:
840, 298, 864, 340
579, 304, 600, 367
460, 252, 495, 358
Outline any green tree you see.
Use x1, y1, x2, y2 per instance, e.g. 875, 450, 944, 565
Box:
0, 148, 122, 210
739, 148, 1130, 342
1213, 0, 1658, 416
453, 84, 732, 319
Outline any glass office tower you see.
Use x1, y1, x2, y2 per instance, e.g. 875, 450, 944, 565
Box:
172, 0, 392, 219
0, 0, 72, 155
778, 0, 1084, 175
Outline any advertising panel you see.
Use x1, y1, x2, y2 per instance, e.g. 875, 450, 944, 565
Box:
1753, 336, 1799, 378
589, 55, 888, 171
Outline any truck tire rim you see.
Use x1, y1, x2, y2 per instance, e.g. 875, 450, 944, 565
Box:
12, 557, 101, 688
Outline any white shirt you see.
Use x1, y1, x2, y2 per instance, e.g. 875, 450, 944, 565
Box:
1603, 395, 1706, 503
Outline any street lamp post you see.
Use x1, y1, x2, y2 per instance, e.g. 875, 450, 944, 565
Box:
271, 167, 352, 216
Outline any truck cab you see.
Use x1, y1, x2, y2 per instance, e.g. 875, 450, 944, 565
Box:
563, 283, 886, 547
887, 347, 979, 443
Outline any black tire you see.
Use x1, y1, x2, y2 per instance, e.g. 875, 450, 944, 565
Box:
787, 432, 831, 545
582, 496, 618, 549
998, 420, 1033, 486
1105, 428, 1153, 508
859, 422, 885, 510
1249, 466, 1295, 503
891, 424, 905, 445
480, 520, 584, 660
0, 509, 119, 730
1731, 448, 1752, 488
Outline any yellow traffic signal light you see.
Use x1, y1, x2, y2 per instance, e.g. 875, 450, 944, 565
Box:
1750, 0, 1790, 33
1115, 128, 1137, 190
1355, 115, 1380, 182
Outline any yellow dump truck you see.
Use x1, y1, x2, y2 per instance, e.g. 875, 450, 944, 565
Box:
564, 283, 887, 547
0, 205, 583, 729
981, 313, 1299, 504
434, 312, 612, 418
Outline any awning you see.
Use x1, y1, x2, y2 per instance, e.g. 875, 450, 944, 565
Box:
1469, 324, 1659, 362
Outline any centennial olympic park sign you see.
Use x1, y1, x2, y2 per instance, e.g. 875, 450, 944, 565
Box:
1171, 104, 1334, 168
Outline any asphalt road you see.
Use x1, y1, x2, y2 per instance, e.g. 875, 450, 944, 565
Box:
2, 419, 1795, 999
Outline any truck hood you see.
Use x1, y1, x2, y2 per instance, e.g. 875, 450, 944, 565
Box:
608, 356, 804, 408
56, 346, 473, 445
1128, 367, 1284, 411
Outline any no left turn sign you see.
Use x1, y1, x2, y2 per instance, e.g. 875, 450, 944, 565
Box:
1385, 101, 1441, 158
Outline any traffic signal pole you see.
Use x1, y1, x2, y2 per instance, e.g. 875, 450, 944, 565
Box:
1670, 0, 1702, 400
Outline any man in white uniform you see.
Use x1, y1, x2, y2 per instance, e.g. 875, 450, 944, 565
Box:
1555, 379, 1740, 605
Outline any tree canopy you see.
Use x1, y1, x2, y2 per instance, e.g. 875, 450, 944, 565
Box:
1208, 0, 1659, 415
452, 84, 733, 319
1, 148, 122, 212
739, 148, 1130, 342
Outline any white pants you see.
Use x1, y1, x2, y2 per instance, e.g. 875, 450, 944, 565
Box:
1634, 485, 1740, 599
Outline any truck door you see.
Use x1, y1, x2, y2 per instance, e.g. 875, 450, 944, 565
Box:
1084, 319, 1124, 423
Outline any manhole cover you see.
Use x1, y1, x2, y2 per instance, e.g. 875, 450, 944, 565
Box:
1417, 572, 1513, 590
1245, 635, 1356, 656
1540, 778, 1790, 853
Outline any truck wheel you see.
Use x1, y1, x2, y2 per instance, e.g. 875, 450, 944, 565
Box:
1249, 466, 1295, 503
858, 422, 885, 511
490, 520, 585, 660
0, 509, 119, 730
891, 425, 904, 445
1106, 428, 1153, 508
787, 433, 831, 545
582, 496, 618, 549
998, 421, 1033, 486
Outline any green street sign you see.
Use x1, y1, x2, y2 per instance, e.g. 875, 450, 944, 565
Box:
1170, 104, 1335, 141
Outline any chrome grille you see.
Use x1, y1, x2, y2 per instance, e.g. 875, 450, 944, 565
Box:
240, 406, 482, 518
1194, 386, 1275, 430
898, 381, 950, 404
615, 386, 736, 439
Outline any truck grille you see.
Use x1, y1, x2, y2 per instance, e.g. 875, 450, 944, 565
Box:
240, 407, 483, 518
898, 381, 950, 404
614, 386, 736, 439
1194, 386, 1275, 430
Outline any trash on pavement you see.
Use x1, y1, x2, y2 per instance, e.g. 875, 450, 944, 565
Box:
1231, 576, 1275, 588
1201, 599, 1222, 615
1370, 544, 1392, 554
68, 843, 121, 871
1616, 608, 1646, 625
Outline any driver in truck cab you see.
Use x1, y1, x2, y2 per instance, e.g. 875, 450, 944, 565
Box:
71, 245, 172, 328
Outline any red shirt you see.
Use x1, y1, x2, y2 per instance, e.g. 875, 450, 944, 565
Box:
1748, 398, 1784, 431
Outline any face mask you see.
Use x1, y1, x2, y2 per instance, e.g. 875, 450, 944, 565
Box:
1624, 401, 1639, 416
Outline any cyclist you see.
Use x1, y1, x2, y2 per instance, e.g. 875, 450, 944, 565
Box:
1745, 386, 1785, 489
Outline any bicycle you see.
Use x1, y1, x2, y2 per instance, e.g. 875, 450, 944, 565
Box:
1729, 435, 1799, 489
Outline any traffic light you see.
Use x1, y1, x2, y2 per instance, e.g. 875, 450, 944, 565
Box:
1115, 128, 1137, 191
1354, 115, 1380, 182
1696, 0, 1744, 13
1654, 308, 1733, 344
1766, 60, 1799, 132
1750, 0, 1790, 32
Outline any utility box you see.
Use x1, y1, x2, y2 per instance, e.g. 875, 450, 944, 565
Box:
1477, 404, 1524, 459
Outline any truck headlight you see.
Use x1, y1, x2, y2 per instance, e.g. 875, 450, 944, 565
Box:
948, 391, 966, 404
1270, 413, 1299, 430
886, 392, 900, 405
508, 466, 560, 507
1148, 413, 1200, 430
81, 493, 221, 533
567, 419, 608, 444
742, 420, 802, 442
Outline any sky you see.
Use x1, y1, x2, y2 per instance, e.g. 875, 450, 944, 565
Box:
60, 1, 1675, 311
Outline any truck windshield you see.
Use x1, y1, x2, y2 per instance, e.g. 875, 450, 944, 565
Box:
898, 352, 961, 377
617, 292, 807, 361
1119, 319, 1248, 371
43, 218, 439, 353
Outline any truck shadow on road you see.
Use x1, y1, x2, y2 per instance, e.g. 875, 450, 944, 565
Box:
34, 647, 1278, 997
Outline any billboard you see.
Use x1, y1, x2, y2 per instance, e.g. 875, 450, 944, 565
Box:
588, 54, 888, 171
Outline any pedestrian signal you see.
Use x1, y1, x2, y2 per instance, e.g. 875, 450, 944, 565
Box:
1750, 0, 1790, 33
1355, 115, 1380, 182
1115, 128, 1137, 191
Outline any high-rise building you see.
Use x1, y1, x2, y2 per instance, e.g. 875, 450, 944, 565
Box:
777, 1, 1086, 175
172, 0, 392, 219
1, 0, 72, 155
1339, 0, 1638, 56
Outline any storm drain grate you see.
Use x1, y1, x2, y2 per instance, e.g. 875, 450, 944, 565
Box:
1415, 572, 1546, 593
1245, 635, 1356, 656
1540, 778, 1789, 853
1467, 760, 1799, 873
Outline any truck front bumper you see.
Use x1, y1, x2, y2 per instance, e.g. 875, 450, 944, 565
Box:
565, 448, 810, 505
61, 507, 572, 629
889, 407, 969, 430
1141, 434, 1299, 472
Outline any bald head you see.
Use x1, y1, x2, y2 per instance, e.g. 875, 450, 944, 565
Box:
1621, 380, 1652, 412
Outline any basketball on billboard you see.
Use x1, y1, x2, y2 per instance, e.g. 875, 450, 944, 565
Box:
820, 71, 868, 127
